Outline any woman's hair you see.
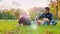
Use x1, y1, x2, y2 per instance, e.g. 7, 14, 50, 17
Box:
20, 11, 30, 18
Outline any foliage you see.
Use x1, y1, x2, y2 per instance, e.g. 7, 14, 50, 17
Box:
49, 0, 60, 20
0, 8, 22, 19
28, 7, 44, 21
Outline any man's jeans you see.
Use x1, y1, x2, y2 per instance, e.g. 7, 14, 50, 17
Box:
43, 21, 50, 25
43, 20, 57, 25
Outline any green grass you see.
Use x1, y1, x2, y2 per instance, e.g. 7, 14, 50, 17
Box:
0, 20, 60, 34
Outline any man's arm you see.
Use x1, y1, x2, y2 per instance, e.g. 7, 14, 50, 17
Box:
50, 13, 53, 21
36, 14, 42, 20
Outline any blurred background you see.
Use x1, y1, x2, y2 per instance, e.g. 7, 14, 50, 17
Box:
0, 0, 59, 20
0, 0, 60, 34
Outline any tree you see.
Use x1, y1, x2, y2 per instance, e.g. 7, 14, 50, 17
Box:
49, 0, 60, 20
9, 9, 15, 16
28, 7, 44, 21
0, 11, 3, 19
15, 9, 22, 19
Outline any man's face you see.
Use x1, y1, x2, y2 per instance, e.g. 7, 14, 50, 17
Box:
44, 9, 49, 14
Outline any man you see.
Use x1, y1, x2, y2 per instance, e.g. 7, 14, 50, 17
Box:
37, 7, 57, 25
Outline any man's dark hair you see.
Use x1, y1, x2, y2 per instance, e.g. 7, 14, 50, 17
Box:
45, 7, 50, 11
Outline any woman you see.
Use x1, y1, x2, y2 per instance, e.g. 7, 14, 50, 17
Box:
18, 11, 31, 25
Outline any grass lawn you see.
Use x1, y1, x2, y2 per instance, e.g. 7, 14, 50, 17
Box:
0, 20, 60, 34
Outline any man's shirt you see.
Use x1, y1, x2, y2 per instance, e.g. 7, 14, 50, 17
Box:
39, 12, 53, 21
